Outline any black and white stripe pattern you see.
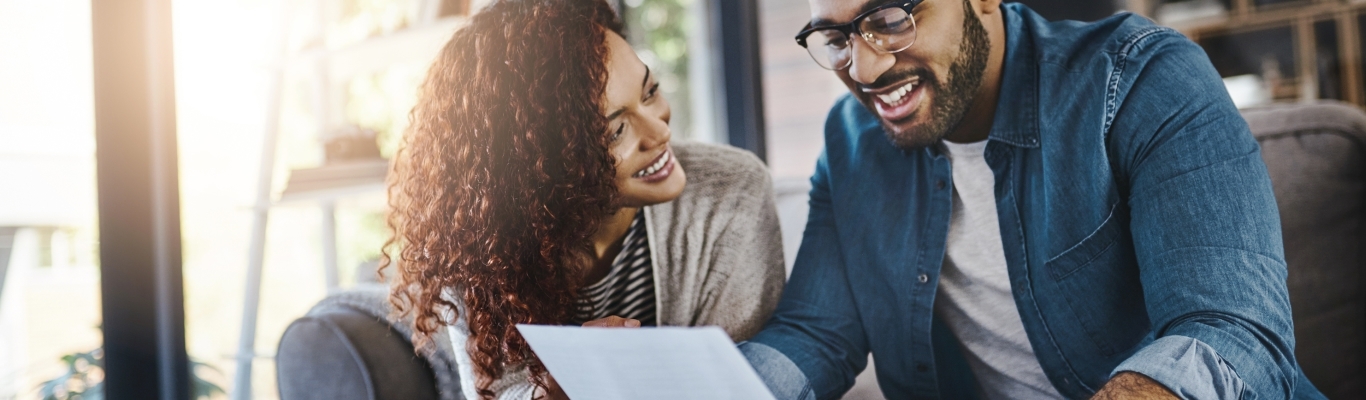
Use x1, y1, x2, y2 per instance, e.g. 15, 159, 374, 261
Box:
575, 211, 657, 326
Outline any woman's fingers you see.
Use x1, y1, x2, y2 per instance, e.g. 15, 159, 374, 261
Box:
581, 315, 641, 328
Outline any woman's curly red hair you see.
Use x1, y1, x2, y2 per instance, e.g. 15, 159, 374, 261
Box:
382, 0, 624, 397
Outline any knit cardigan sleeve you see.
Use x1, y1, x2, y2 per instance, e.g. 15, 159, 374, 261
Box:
685, 146, 785, 341
647, 141, 787, 342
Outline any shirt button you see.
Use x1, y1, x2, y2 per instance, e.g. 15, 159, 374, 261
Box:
916, 364, 929, 373
935, 180, 946, 190
918, 274, 929, 283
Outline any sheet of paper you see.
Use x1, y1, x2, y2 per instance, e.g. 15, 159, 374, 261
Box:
516, 324, 777, 400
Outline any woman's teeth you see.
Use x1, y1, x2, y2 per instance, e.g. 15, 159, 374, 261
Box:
634, 150, 671, 178
877, 82, 917, 105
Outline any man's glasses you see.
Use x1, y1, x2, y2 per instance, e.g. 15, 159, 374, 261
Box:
794, 1, 922, 71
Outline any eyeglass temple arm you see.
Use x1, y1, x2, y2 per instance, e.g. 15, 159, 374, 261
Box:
795, 23, 813, 46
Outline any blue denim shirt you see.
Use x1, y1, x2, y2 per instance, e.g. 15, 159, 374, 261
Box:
745, 4, 1324, 399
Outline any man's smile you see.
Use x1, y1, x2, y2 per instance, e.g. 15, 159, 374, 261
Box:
865, 77, 926, 122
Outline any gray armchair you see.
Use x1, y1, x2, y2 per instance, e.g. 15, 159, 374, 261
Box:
275, 286, 461, 400
1242, 101, 1364, 398
275, 102, 1364, 399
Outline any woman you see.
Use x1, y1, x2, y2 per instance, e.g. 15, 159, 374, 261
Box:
382, 0, 786, 398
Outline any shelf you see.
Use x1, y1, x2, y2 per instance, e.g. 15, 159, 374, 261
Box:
277, 160, 389, 204
289, 17, 466, 81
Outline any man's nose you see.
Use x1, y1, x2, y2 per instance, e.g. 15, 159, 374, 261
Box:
847, 35, 895, 85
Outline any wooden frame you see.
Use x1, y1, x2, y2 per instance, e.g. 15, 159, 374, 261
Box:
91, 0, 191, 398
1138, 0, 1366, 107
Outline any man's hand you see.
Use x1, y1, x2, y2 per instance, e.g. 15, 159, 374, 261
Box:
581, 315, 641, 328
1092, 372, 1180, 400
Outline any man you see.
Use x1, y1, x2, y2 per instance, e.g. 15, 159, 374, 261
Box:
739, 0, 1326, 399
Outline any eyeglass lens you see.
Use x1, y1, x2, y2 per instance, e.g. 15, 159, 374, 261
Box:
804, 7, 917, 70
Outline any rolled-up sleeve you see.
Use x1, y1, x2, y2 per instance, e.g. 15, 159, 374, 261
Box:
741, 341, 818, 400
1112, 335, 1244, 400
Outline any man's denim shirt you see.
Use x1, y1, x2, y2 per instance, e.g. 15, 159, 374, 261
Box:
744, 4, 1323, 399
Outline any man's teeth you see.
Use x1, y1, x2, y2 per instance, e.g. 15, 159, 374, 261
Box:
634, 150, 671, 178
877, 82, 917, 105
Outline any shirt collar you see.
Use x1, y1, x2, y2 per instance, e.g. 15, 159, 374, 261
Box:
984, 3, 1040, 149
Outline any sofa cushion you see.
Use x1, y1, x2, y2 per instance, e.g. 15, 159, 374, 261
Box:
1242, 101, 1365, 399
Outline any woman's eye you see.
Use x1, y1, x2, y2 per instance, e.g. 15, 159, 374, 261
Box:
610, 123, 625, 142
645, 83, 660, 101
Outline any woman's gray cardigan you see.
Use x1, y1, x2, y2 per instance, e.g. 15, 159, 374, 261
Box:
446, 141, 787, 399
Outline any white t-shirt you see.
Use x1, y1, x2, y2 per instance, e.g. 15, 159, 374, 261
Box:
936, 139, 1064, 400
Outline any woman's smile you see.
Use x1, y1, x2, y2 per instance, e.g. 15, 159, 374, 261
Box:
632, 147, 675, 182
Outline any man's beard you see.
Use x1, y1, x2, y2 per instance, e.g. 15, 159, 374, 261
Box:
880, 0, 990, 150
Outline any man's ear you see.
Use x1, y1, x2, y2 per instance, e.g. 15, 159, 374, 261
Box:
977, 0, 1003, 15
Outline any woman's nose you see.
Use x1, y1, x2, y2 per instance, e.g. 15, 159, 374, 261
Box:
637, 120, 671, 149
638, 100, 672, 148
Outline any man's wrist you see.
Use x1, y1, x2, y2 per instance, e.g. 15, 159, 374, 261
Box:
1092, 371, 1180, 400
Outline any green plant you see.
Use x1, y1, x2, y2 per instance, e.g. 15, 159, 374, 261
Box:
623, 0, 695, 139
36, 346, 226, 400
36, 348, 102, 400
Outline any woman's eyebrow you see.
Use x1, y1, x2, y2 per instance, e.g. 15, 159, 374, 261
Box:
606, 107, 626, 120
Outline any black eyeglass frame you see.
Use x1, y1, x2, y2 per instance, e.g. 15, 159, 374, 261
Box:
794, 1, 923, 51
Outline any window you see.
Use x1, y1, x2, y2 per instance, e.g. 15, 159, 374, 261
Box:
623, 0, 709, 142
0, 1, 103, 398
758, 0, 848, 179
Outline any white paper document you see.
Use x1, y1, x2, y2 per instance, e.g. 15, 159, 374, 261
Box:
516, 324, 777, 400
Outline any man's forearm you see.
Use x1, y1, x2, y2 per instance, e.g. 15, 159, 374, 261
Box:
1092, 372, 1179, 400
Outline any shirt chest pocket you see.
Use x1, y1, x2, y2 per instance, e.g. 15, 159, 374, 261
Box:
1046, 204, 1126, 280
1043, 203, 1150, 356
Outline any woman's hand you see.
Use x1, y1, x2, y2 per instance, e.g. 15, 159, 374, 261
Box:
581, 315, 641, 328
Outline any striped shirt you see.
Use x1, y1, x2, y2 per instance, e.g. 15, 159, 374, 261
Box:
574, 210, 657, 326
